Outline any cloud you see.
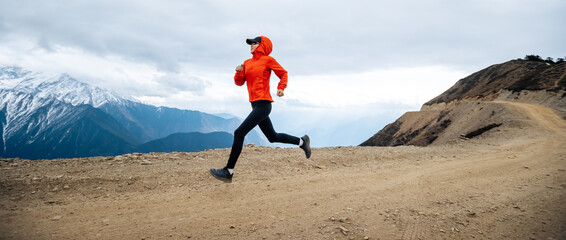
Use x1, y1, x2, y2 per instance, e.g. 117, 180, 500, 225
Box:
157, 73, 210, 94
2, 0, 564, 77
0, 39, 210, 103
281, 66, 467, 109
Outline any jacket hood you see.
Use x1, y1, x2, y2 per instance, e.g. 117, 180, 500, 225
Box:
254, 36, 273, 56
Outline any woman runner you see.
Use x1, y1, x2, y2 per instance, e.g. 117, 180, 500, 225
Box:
209, 36, 311, 182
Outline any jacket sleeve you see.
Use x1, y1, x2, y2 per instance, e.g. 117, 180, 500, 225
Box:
234, 62, 246, 86
267, 57, 288, 91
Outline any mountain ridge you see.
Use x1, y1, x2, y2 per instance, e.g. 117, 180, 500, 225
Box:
135, 131, 233, 153
424, 60, 565, 106
361, 59, 566, 147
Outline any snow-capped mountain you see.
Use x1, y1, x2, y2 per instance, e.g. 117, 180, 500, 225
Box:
0, 66, 265, 160
0, 67, 133, 153
1, 66, 126, 108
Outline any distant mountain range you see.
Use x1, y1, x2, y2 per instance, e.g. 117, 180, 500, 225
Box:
135, 132, 233, 153
0, 66, 264, 160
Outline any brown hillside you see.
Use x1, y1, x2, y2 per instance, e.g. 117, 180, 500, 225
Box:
361, 60, 566, 147
425, 60, 566, 106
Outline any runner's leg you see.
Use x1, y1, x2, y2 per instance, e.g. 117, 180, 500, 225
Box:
226, 101, 271, 169
258, 116, 300, 145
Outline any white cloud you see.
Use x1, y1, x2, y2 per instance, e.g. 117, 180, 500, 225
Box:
281, 66, 467, 110
2, 0, 564, 75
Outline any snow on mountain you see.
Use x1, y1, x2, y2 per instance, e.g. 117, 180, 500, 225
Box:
0, 66, 129, 143
0, 66, 33, 89
1, 66, 127, 108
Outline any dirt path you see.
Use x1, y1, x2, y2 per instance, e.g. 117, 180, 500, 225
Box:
1, 101, 565, 239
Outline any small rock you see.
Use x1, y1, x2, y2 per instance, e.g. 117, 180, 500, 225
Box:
63, 185, 70, 190
141, 160, 152, 165
455, 221, 469, 226
52, 216, 62, 221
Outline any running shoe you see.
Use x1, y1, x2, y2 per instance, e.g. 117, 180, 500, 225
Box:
209, 167, 233, 183
300, 135, 311, 159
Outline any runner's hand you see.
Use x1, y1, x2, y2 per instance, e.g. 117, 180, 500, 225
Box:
277, 90, 284, 97
235, 64, 243, 72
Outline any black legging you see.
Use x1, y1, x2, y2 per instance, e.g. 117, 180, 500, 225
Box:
226, 100, 299, 169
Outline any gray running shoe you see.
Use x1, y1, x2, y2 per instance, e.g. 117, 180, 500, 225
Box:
300, 135, 311, 159
209, 167, 233, 183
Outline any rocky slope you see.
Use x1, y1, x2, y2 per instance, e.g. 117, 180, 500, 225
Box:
361, 60, 566, 147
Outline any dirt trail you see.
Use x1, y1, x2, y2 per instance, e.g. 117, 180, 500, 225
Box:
494, 100, 566, 132
1, 100, 565, 239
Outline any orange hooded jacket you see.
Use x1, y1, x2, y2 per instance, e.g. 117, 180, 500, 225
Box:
234, 36, 288, 102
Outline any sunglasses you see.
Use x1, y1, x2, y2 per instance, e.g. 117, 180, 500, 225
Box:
251, 42, 259, 45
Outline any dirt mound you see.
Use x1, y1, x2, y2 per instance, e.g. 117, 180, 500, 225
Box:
1, 101, 566, 239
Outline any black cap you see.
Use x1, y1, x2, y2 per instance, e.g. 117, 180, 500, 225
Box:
246, 36, 261, 45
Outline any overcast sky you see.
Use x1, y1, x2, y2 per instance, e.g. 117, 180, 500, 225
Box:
1, 0, 565, 145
